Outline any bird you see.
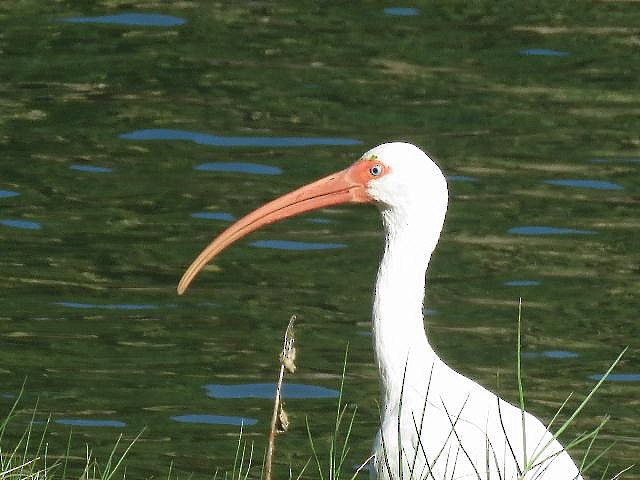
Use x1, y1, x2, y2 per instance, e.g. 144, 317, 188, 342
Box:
177, 142, 584, 480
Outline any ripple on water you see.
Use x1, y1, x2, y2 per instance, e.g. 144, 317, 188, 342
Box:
519, 48, 570, 57
171, 414, 258, 426
61, 13, 186, 26
544, 179, 623, 190
120, 129, 362, 147
0, 219, 42, 230
70, 164, 113, 173
204, 383, 339, 399
55, 419, 127, 427
522, 350, 579, 359
195, 162, 282, 175
0, 190, 20, 198
54, 302, 159, 310
305, 217, 333, 224
590, 158, 640, 164
383, 7, 420, 16
250, 240, 347, 250
504, 280, 541, 287
191, 212, 236, 221
447, 175, 479, 183
589, 373, 640, 382
508, 226, 595, 236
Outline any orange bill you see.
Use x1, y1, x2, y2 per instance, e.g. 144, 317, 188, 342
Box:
177, 159, 380, 294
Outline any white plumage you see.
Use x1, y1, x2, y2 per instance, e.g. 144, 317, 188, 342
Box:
178, 142, 584, 480
364, 143, 582, 480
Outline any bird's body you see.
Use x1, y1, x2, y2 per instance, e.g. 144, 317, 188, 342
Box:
365, 144, 582, 479
178, 142, 584, 480
373, 356, 582, 479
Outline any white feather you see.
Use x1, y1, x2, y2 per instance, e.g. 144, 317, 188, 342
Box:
361, 143, 583, 480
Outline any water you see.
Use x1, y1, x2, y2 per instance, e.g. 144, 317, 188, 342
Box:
61, 13, 186, 27
69, 164, 114, 173
589, 373, 640, 383
504, 280, 541, 287
120, 129, 362, 147
249, 240, 347, 251
1, 3, 638, 479
508, 226, 596, 235
447, 175, 479, 182
204, 383, 339, 399
53, 302, 160, 310
55, 418, 128, 427
0, 219, 43, 230
544, 179, 624, 190
171, 414, 258, 426
519, 48, 570, 57
194, 162, 283, 175
383, 8, 420, 17
0, 190, 20, 198
522, 350, 579, 360
191, 212, 236, 221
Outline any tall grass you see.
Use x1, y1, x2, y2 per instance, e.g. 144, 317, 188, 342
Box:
307, 301, 631, 480
1, 305, 632, 480
0, 387, 141, 480
306, 345, 372, 480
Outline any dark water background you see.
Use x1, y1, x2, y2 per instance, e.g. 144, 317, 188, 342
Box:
1, 2, 638, 478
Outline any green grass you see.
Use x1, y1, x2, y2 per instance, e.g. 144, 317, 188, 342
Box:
1, 305, 632, 480
306, 345, 371, 480
0, 387, 141, 480
305, 303, 631, 480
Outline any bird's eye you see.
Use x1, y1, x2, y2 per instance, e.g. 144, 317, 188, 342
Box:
369, 164, 383, 177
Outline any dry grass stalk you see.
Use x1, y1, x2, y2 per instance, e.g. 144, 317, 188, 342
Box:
264, 314, 297, 480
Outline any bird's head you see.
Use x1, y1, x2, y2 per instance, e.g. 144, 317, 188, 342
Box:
358, 142, 448, 216
177, 142, 448, 294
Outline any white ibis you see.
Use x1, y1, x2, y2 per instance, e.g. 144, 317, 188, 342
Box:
178, 143, 584, 480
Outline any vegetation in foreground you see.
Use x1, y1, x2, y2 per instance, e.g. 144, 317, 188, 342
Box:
0, 307, 632, 480
0, 388, 140, 479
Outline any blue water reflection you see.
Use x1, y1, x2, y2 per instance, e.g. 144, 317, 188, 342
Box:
191, 212, 236, 221
62, 13, 186, 26
55, 418, 127, 427
504, 280, 541, 287
120, 129, 362, 147
383, 7, 420, 16
0, 219, 42, 230
522, 350, 579, 359
508, 226, 595, 235
544, 179, 623, 190
447, 175, 479, 182
204, 383, 339, 399
589, 373, 640, 382
171, 414, 258, 426
70, 164, 113, 173
306, 217, 333, 224
250, 240, 347, 250
0, 190, 19, 198
195, 162, 282, 175
590, 158, 640, 164
54, 302, 158, 310
520, 49, 570, 57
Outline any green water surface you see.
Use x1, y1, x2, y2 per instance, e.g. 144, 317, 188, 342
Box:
1, 2, 638, 478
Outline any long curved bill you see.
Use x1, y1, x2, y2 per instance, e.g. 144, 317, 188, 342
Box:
177, 162, 373, 295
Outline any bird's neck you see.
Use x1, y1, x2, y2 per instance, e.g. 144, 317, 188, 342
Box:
372, 208, 443, 406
